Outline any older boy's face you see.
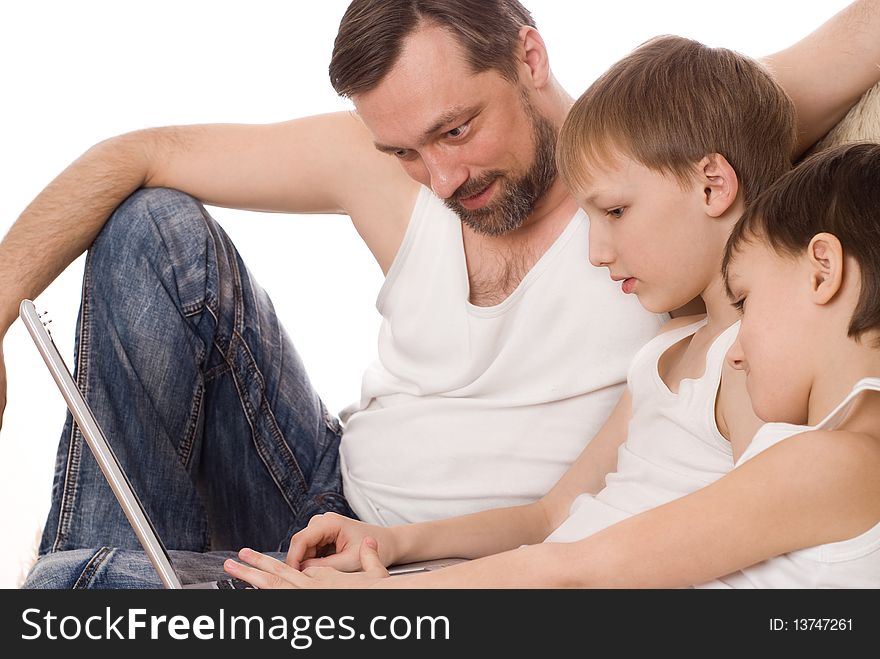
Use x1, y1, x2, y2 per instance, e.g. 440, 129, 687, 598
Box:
725, 241, 814, 424
353, 24, 557, 236
574, 154, 721, 315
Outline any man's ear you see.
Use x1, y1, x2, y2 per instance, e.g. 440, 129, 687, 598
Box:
518, 26, 551, 89
807, 232, 845, 304
699, 154, 739, 218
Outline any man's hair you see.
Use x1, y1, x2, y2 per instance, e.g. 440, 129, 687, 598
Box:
329, 0, 536, 98
557, 35, 797, 207
723, 141, 880, 343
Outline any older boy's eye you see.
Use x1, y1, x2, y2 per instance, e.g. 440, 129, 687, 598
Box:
732, 297, 746, 314
605, 207, 625, 219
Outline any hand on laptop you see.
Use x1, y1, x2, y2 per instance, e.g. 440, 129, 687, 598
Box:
223, 537, 390, 589
286, 512, 397, 571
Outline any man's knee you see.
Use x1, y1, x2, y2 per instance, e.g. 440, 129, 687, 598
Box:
89, 188, 216, 305
21, 548, 108, 589
22, 548, 164, 589
92, 187, 207, 262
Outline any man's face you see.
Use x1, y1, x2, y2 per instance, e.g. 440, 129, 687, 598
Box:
353, 24, 557, 236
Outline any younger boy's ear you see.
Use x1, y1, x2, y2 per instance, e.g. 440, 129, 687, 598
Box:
807, 232, 845, 305
699, 154, 739, 218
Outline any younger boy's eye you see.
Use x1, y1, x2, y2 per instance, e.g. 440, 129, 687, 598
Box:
605, 207, 625, 219
732, 297, 746, 313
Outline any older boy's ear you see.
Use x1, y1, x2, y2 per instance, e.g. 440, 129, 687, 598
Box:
700, 154, 739, 218
807, 233, 844, 304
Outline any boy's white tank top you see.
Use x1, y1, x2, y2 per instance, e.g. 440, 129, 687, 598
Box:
339, 186, 665, 526
545, 318, 738, 542
698, 377, 880, 588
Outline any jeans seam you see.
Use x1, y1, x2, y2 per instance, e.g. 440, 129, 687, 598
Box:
144, 197, 208, 471
181, 301, 203, 317
239, 324, 311, 491
72, 547, 113, 589
52, 252, 94, 552
226, 335, 307, 514
178, 379, 204, 469
207, 214, 311, 515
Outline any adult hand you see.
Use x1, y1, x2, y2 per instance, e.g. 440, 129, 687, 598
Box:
224, 537, 391, 589
286, 512, 398, 572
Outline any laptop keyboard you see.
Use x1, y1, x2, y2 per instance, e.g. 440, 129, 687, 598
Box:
215, 577, 257, 590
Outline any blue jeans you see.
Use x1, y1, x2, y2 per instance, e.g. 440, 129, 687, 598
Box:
23, 188, 355, 588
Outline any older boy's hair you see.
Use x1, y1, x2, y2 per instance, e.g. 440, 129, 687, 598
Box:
330, 0, 535, 98
723, 142, 880, 343
557, 35, 797, 206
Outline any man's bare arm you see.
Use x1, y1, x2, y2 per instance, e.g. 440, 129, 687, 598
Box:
764, 0, 880, 156
0, 112, 416, 330
0, 111, 418, 427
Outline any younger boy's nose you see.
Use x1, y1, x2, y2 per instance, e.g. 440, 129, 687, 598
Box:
726, 337, 746, 371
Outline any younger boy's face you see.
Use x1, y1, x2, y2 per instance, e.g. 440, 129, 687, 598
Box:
725, 241, 814, 424
574, 154, 724, 314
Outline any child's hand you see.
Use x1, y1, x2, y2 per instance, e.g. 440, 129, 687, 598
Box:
224, 537, 390, 589
286, 512, 397, 572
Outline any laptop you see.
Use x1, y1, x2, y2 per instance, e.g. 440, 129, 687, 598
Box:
20, 299, 463, 588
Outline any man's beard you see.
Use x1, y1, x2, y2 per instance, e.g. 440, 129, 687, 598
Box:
444, 102, 558, 237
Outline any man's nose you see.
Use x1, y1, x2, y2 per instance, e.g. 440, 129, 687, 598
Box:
424, 151, 468, 199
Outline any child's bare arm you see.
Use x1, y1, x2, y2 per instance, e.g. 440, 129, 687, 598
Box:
376, 427, 880, 588
377, 387, 635, 565
286, 385, 634, 572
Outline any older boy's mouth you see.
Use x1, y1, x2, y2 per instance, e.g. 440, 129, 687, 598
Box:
611, 275, 637, 294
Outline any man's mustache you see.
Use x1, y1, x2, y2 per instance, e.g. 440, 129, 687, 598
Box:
452, 172, 503, 202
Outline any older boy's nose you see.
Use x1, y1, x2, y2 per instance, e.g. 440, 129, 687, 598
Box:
588, 222, 615, 267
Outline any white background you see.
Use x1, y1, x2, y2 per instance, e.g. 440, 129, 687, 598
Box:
0, 0, 853, 587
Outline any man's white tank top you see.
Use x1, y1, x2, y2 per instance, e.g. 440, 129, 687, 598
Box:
339, 186, 665, 526
698, 377, 880, 588
546, 318, 738, 542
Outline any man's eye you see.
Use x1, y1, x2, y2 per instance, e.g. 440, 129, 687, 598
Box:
394, 149, 413, 159
447, 122, 469, 139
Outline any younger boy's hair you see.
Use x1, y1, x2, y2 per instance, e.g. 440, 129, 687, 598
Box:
557, 35, 797, 206
723, 141, 880, 344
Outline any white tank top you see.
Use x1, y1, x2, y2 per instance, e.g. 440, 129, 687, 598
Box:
698, 377, 880, 588
339, 186, 665, 526
546, 318, 738, 542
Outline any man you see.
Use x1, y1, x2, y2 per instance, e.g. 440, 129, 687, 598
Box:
5, 0, 880, 587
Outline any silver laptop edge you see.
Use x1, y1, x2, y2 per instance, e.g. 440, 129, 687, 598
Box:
20, 299, 183, 589
21, 299, 463, 587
